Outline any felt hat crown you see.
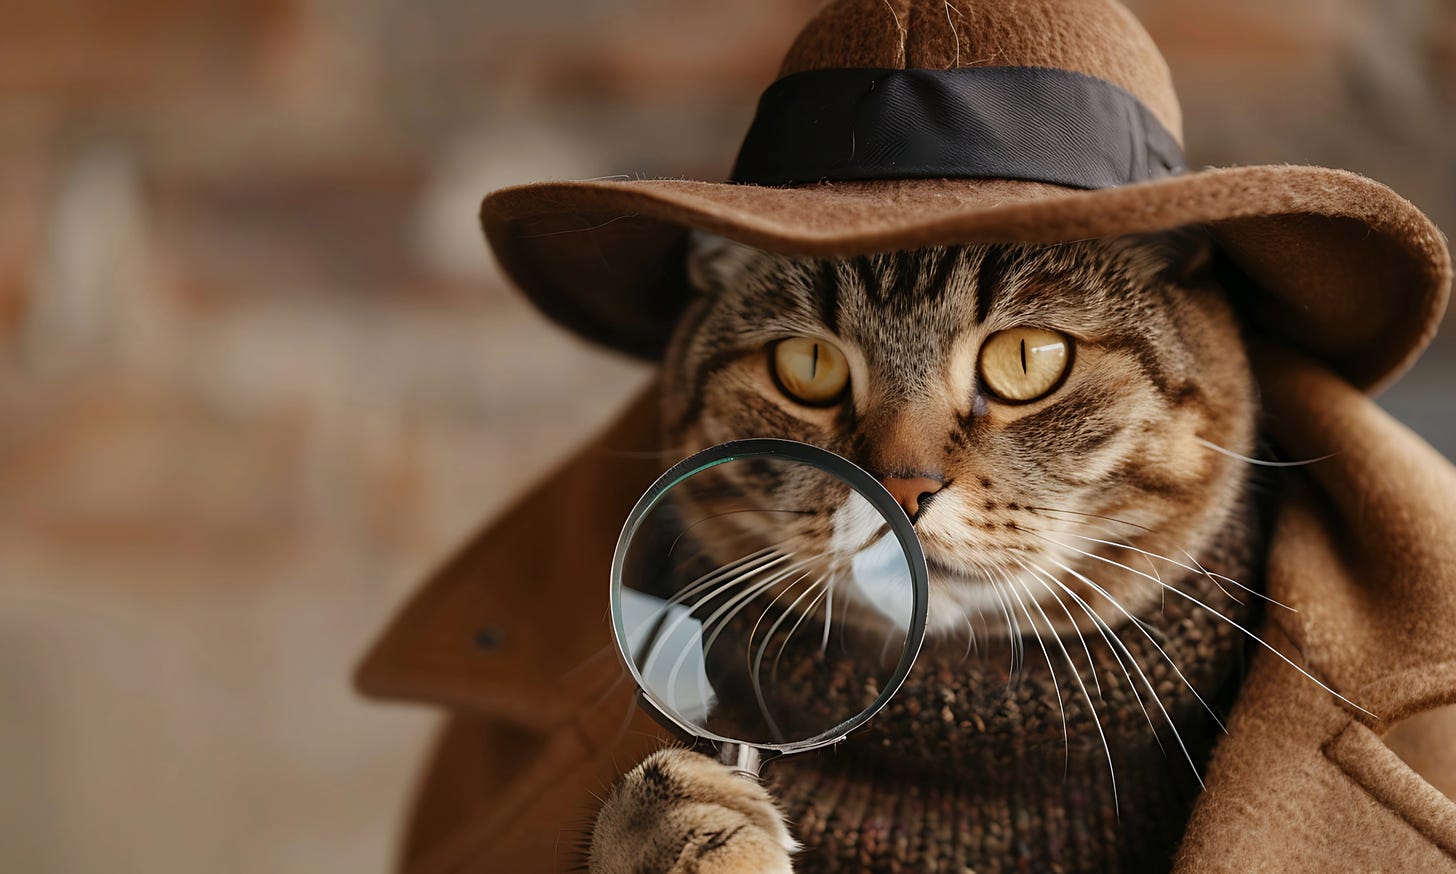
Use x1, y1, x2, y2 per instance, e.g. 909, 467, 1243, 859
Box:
481, 0, 1450, 391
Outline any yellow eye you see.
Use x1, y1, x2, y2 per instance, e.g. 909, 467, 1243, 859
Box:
771, 337, 850, 405
979, 328, 1072, 402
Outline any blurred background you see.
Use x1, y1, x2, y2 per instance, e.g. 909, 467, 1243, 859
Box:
0, 0, 1452, 871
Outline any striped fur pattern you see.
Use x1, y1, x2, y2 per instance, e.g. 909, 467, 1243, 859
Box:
589, 232, 1258, 872
664, 231, 1255, 630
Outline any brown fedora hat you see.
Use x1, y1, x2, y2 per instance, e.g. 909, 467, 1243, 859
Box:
480, 0, 1451, 392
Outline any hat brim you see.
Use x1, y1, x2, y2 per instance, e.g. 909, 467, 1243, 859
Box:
480, 166, 1450, 393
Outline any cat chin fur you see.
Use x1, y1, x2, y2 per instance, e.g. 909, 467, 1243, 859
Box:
926, 570, 1018, 630
824, 483, 1021, 633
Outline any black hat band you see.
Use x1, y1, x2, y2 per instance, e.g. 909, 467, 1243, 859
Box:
731, 66, 1186, 190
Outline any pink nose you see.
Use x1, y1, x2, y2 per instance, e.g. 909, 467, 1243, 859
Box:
879, 476, 943, 520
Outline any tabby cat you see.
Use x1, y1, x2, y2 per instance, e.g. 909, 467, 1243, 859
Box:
589, 229, 1268, 873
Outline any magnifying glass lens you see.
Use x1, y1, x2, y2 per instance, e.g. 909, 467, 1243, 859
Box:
612, 441, 926, 752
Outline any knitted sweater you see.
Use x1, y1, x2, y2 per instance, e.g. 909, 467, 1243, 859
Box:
746, 506, 1266, 873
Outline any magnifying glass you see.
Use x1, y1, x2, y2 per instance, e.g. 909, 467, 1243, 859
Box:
610, 438, 929, 775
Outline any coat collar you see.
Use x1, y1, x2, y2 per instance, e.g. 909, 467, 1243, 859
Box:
353, 379, 665, 736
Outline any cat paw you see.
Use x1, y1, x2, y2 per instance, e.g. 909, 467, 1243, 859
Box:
588, 748, 797, 874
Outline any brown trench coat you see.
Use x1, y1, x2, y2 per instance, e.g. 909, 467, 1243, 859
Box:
355, 346, 1456, 872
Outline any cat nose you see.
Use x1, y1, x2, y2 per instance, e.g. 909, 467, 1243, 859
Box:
879, 476, 943, 521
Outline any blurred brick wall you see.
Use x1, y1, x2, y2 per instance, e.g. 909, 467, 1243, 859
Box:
0, 2, 1452, 873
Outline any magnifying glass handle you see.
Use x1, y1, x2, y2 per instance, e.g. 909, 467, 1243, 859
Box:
717, 742, 763, 779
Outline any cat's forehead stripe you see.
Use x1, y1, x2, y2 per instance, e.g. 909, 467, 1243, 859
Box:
926, 247, 963, 305
886, 250, 924, 307
974, 246, 1008, 325
812, 260, 840, 335
852, 256, 881, 308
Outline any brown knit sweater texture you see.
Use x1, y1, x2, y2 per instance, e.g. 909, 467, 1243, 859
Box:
707, 498, 1268, 873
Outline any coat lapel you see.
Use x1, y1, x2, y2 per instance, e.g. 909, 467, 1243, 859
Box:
1174, 346, 1456, 870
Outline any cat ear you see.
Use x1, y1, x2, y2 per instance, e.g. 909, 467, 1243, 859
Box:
1121, 226, 1216, 287
685, 231, 762, 294
1160, 226, 1216, 286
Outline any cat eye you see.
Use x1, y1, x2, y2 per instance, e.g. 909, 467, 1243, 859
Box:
770, 337, 850, 406
978, 327, 1072, 402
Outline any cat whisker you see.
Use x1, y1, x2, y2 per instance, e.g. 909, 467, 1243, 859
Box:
591, 671, 652, 774
1059, 547, 1374, 716
1025, 524, 1170, 594
768, 572, 833, 684
1015, 557, 1206, 790
1031, 505, 1297, 613
1195, 437, 1338, 468
1055, 529, 1297, 613
1035, 540, 1375, 718
673, 545, 780, 599
1027, 505, 1157, 535
742, 567, 823, 724
1025, 529, 1167, 592
743, 564, 818, 655
642, 552, 792, 681
583, 664, 633, 713
632, 548, 781, 641
750, 571, 833, 742
995, 567, 1070, 778
1012, 560, 1104, 701
1016, 549, 1229, 735
695, 554, 823, 670
973, 596, 993, 656
1048, 553, 1240, 731
987, 576, 1024, 682
667, 525, 785, 576
742, 565, 819, 694
960, 604, 979, 662
1019, 561, 1167, 757
1005, 568, 1118, 812
1025, 509, 1169, 607
667, 507, 815, 564
821, 584, 834, 655
1053, 524, 1236, 604
1028, 508, 1167, 591
687, 554, 824, 728
560, 641, 619, 681
516, 212, 640, 239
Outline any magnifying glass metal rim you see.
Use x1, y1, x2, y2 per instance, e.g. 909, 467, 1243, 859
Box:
609, 437, 930, 757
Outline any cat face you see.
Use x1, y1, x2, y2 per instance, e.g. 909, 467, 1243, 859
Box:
661, 232, 1257, 636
